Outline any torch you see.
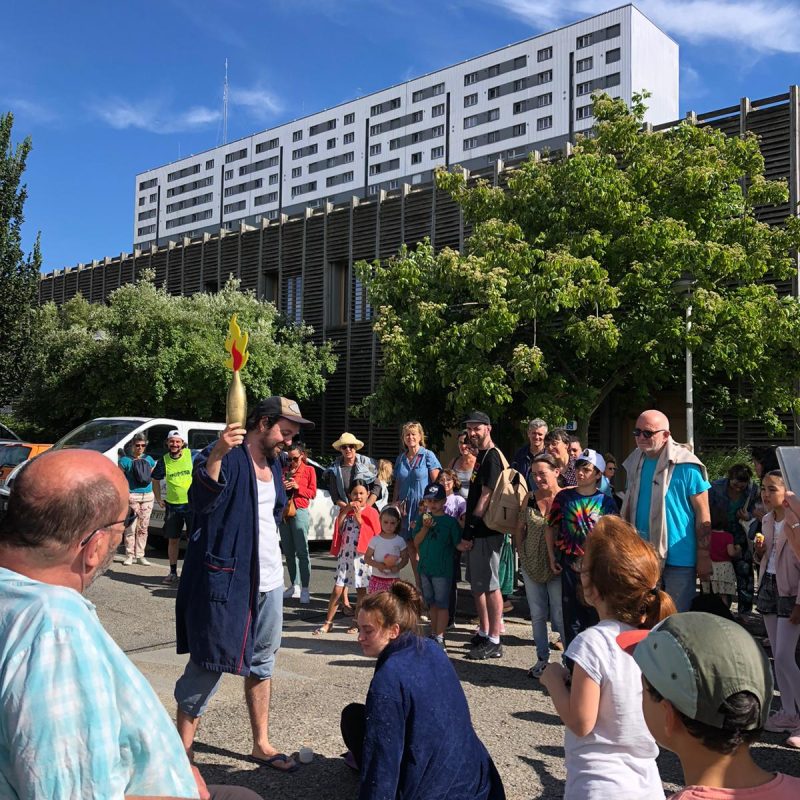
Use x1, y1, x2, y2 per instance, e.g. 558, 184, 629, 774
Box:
224, 314, 249, 427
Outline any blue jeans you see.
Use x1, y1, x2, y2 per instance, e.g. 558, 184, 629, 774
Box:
279, 506, 311, 587
521, 567, 564, 662
560, 554, 599, 649
420, 573, 451, 608
663, 565, 697, 612
174, 586, 283, 717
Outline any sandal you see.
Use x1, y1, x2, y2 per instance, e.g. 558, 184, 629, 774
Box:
313, 622, 333, 635
346, 624, 359, 634
341, 605, 354, 617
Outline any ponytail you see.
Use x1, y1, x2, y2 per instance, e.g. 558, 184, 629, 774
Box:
641, 586, 676, 629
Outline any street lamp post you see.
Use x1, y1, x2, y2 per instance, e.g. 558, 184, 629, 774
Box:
671, 274, 696, 451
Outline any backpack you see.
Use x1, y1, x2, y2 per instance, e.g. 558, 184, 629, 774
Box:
129, 457, 152, 488
482, 448, 528, 534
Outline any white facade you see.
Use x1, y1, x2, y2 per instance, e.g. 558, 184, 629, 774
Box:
133, 4, 678, 248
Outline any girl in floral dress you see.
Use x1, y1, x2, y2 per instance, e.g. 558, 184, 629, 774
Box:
315, 481, 380, 634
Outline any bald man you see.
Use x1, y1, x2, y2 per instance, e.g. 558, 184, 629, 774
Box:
0, 450, 260, 800
620, 410, 712, 612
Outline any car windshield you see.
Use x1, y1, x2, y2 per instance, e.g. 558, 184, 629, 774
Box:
0, 445, 31, 468
54, 419, 143, 452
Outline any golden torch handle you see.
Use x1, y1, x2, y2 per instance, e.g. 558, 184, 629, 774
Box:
224, 315, 250, 427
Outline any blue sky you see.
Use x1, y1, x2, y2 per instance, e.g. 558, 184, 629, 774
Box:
4, 0, 800, 272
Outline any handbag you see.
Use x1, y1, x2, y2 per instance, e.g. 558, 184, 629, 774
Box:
283, 496, 297, 521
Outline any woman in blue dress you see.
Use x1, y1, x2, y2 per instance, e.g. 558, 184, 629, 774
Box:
392, 421, 441, 587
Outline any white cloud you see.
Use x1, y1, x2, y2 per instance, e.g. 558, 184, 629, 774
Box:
90, 97, 221, 134
229, 85, 283, 122
484, 0, 800, 55
6, 98, 59, 125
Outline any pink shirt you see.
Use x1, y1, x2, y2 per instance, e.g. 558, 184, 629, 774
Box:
670, 773, 800, 799
709, 530, 733, 562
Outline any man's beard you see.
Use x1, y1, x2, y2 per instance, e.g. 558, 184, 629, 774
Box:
86, 545, 117, 589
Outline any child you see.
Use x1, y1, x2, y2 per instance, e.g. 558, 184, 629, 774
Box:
314, 481, 380, 635
438, 468, 466, 629
703, 526, 738, 607
412, 483, 465, 648
375, 459, 394, 511
541, 516, 675, 799
753, 470, 800, 742
364, 506, 409, 593
546, 449, 617, 647
620, 612, 800, 799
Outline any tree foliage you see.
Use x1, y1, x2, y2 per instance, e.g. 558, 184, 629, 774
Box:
17, 272, 337, 437
356, 94, 800, 447
0, 112, 41, 407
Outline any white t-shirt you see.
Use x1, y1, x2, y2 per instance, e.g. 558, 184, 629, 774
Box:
564, 619, 665, 800
767, 519, 783, 575
257, 476, 284, 592
367, 533, 407, 578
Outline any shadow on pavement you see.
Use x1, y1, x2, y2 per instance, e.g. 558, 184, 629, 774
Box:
518, 753, 564, 798
511, 708, 562, 726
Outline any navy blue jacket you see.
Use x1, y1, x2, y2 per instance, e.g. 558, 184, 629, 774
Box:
360, 633, 505, 800
175, 442, 286, 676
511, 443, 545, 490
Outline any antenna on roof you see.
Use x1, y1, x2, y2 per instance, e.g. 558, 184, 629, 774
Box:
222, 58, 229, 145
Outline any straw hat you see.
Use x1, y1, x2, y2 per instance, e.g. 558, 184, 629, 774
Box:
332, 432, 364, 451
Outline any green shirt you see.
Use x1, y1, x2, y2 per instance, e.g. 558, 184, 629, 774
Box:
413, 513, 462, 578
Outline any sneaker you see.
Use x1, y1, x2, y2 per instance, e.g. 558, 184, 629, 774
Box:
465, 640, 503, 660
764, 710, 800, 733
136, 557, 151, 566
528, 658, 550, 679
122, 556, 134, 566
786, 729, 800, 749
283, 585, 301, 600
162, 572, 179, 585
469, 632, 489, 648
300, 587, 310, 604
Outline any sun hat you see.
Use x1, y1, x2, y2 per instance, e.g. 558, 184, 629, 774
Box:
332, 432, 364, 451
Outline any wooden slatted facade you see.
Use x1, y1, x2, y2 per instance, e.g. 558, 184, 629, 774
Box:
38, 89, 800, 457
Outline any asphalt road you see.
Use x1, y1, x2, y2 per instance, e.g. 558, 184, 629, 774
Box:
87, 544, 800, 800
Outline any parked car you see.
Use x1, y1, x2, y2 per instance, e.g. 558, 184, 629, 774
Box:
0, 422, 20, 443
304, 459, 338, 541
0, 442, 53, 483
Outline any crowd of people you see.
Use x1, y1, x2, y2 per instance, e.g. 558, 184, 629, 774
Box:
0, 394, 799, 799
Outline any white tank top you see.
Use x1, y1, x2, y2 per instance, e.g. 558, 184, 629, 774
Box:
257, 476, 283, 592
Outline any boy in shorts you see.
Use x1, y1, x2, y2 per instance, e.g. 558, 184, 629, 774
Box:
619, 612, 800, 799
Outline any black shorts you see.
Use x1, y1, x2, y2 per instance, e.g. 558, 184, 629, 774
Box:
756, 573, 797, 618
164, 504, 192, 540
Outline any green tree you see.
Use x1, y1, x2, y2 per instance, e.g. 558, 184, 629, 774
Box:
356, 94, 800, 447
0, 112, 41, 407
17, 272, 337, 437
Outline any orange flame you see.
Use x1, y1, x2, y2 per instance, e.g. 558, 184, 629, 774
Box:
224, 315, 249, 372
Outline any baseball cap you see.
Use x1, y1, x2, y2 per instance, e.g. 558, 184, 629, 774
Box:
423, 483, 446, 501
166, 429, 184, 442
253, 396, 315, 428
617, 612, 773, 730
575, 448, 605, 472
464, 411, 491, 426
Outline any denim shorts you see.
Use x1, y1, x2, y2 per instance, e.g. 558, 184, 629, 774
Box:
420, 573, 451, 608
174, 586, 283, 717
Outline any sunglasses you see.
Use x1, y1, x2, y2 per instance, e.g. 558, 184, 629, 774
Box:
133, 443, 146, 448
633, 428, 667, 439
289, 456, 302, 462
340, 444, 356, 450
79, 507, 138, 547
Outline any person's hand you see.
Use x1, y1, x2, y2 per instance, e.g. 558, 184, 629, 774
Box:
754, 534, 766, 558
540, 662, 570, 692
284, 478, 298, 490
457, 539, 473, 552
191, 765, 211, 800
157, 499, 166, 509
549, 557, 563, 575
788, 604, 800, 625
212, 422, 245, 458
736, 508, 750, 521
421, 513, 433, 529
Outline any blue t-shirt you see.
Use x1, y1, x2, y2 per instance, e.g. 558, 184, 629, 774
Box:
118, 455, 156, 494
634, 461, 711, 567
393, 447, 442, 536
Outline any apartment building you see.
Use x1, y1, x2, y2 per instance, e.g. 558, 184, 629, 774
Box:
134, 4, 678, 248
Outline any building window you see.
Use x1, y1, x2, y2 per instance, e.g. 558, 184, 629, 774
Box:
433, 83, 444, 95
431, 125, 444, 137
576, 105, 592, 120
353, 276, 372, 322
224, 200, 246, 214
269, 173, 279, 185
464, 115, 479, 129
223, 178, 262, 197
463, 137, 478, 150
537, 46, 552, 62
431, 145, 444, 159
606, 72, 621, 88
343, 131, 354, 144
412, 89, 425, 103
606, 47, 621, 63
326, 261, 347, 326
411, 151, 422, 164
390, 97, 401, 109
326, 171, 353, 187
488, 87, 500, 100
290, 181, 316, 197
291, 167, 302, 178
513, 55, 526, 68
464, 71, 479, 85
488, 64, 501, 78
139, 178, 157, 190
149, 193, 157, 203
432, 103, 445, 117
537, 116, 552, 131
369, 144, 381, 156
512, 123, 526, 136
606, 23, 620, 38
138, 197, 145, 206
487, 131, 498, 144
576, 33, 593, 49
167, 164, 201, 181
137, 209, 156, 221
206, 159, 214, 169
292, 130, 302, 141
254, 192, 278, 205
285, 275, 302, 324
255, 138, 279, 153
577, 81, 592, 96
535, 92, 552, 108
464, 93, 478, 107
535, 69, 552, 85
488, 108, 500, 122
411, 110, 423, 123
224, 169, 233, 180
576, 57, 593, 73
137, 224, 156, 236
224, 148, 247, 164
343, 112, 355, 125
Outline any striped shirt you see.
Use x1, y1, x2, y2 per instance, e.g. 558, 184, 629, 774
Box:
0, 567, 198, 799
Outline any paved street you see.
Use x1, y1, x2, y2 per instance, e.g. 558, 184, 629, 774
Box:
88, 544, 800, 800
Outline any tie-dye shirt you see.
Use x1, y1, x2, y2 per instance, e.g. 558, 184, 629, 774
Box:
548, 488, 618, 556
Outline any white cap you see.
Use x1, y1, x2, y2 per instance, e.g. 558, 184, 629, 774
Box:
167, 429, 184, 441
